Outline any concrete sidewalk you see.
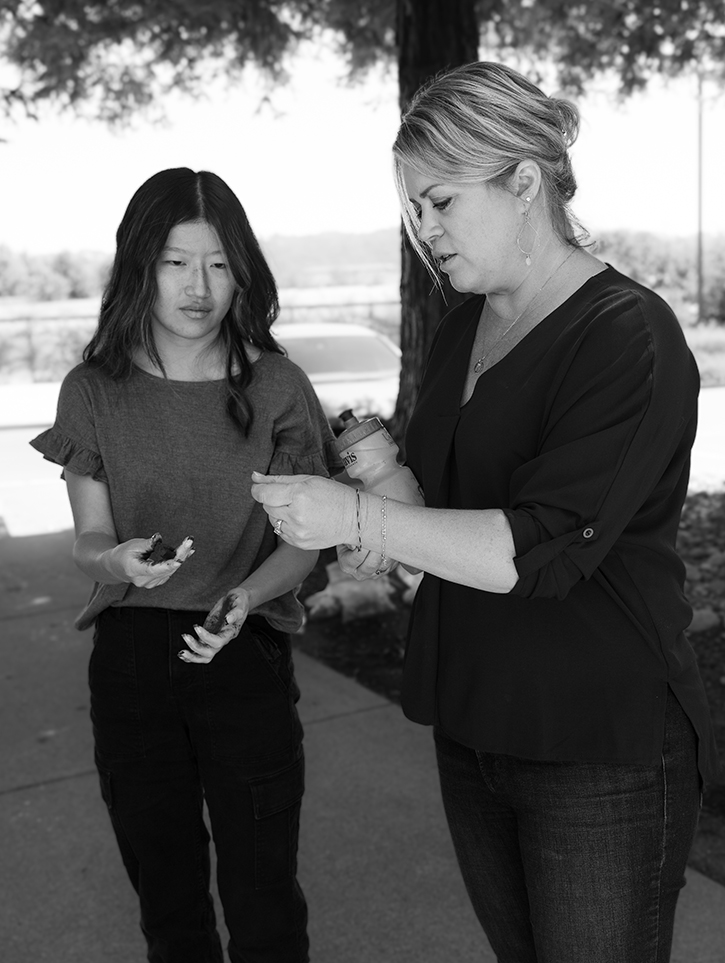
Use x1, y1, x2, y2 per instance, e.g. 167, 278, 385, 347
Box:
1, 530, 724, 962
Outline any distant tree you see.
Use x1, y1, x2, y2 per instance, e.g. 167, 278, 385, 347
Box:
0, 0, 309, 123
0, 245, 70, 299
3, 0, 724, 431
595, 231, 696, 293
596, 229, 725, 327
703, 242, 725, 325
52, 250, 112, 298
0, 245, 111, 300
22, 255, 72, 301
0, 244, 25, 296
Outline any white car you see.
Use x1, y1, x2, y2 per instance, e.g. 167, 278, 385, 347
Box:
274, 322, 401, 428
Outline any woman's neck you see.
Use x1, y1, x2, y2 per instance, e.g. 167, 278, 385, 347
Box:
135, 333, 227, 382
134, 334, 261, 381
486, 237, 570, 322
485, 244, 606, 330
487, 239, 606, 325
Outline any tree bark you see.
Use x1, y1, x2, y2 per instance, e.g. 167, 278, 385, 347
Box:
389, 0, 479, 448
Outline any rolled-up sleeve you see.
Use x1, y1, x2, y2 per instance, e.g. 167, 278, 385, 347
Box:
504, 290, 698, 600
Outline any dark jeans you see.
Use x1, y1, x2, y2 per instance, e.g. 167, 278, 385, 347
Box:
90, 606, 309, 963
434, 688, 701, 963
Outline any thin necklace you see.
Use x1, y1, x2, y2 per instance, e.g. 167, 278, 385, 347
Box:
472, 247, 576, 374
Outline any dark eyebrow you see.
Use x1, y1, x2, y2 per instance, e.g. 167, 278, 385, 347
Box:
162, 246, 224, 256
419, 183, 442, 199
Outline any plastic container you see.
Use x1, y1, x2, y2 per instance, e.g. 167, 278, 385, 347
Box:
334, 409, 424, 505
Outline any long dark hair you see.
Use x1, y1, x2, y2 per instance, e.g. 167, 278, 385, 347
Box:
83, 168, 282, 435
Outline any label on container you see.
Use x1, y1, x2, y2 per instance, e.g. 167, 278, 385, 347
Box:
334, 417, 384, 453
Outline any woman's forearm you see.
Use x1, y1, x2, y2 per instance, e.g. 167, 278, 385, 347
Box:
359, 496, 518, 593
249, 473, 518, 593
73, 530, 127, 584
236, 541, 319, 610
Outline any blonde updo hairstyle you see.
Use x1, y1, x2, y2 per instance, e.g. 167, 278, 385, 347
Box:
393, 62, 583, 275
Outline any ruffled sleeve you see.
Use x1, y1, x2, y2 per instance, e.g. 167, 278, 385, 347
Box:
30, 424, 108, 483
268, 362, 344, 477
269, 433, 342, 477
29, 364, 109, 484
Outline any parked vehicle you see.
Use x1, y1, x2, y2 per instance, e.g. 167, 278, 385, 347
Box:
274, 322, 401, 429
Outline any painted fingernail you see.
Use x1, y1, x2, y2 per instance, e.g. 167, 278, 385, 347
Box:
192, 628, 209, 647
178, 650, 190, 661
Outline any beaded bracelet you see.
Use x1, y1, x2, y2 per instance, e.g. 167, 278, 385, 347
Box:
354, 487, 362, 552
374, 495, 388, 576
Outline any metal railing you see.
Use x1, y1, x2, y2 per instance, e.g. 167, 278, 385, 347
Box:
0, 301, 402, 383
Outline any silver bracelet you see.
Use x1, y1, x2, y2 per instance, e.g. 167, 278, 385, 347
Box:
374, 495, 387, 575
354, 487, 362, 552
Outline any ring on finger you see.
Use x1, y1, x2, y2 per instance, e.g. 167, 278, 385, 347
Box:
273, 517, 283, 536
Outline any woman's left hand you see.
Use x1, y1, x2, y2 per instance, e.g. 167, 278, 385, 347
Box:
178, 589, 250, 664
250, 471, 355, 550
337, 544, 398, 580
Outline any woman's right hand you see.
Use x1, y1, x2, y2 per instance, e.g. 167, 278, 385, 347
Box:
104, 534, 195, 588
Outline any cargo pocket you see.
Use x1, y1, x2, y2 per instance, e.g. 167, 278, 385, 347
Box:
94, 761, 141, 881
250, 752, 305, 888
249, 623, 293, 697
97, 764, 114, 810
89, 609, 145, 759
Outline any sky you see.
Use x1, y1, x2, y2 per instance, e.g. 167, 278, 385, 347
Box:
0, 45, 723, 255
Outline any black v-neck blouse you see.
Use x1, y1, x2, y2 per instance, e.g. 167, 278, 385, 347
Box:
404, 266, 719, 783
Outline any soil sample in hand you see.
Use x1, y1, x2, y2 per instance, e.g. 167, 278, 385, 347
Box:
204, 594, 235, 634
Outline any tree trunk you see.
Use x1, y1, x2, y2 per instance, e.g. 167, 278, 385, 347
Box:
389, 0, 479, 448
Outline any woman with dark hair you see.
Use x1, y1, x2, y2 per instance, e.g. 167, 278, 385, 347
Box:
249, 64, 720, 961
31, 168, 338, 962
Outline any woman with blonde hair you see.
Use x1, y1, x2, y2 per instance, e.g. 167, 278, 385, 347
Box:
251, 63, 719, 961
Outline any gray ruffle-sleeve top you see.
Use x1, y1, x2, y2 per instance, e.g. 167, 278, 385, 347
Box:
31, 353, 342, 631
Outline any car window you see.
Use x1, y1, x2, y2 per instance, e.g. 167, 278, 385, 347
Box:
282, 335, 400, 376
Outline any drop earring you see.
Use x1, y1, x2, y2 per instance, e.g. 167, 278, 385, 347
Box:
516, 202, 538, 266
